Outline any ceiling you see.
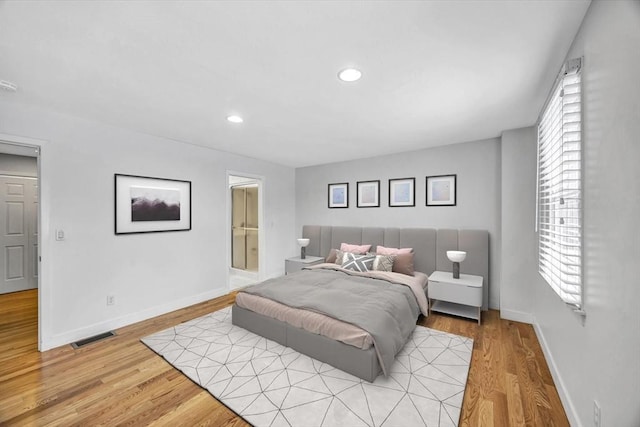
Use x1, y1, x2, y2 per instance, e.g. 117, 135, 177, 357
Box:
0, 1, 590, 168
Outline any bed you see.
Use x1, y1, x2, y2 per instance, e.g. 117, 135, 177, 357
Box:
232, 225, 489, 382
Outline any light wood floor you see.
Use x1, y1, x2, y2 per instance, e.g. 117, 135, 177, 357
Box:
0, 289, 568, 426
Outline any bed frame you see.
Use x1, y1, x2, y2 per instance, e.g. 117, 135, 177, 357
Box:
232, 225, 489, 382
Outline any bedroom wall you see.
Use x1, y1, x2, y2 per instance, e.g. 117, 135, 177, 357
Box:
295, 138, 501, 310
526, 1, 640, 425
499, 126, 537, 323
0, 101, 296, 350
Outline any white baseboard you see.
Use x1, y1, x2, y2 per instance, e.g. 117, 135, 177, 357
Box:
500, 308, 534, 324
533, 321, 582, 427
41, 287, 228, 351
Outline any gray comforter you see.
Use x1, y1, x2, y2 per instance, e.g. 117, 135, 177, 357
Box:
240, 267, 421, 376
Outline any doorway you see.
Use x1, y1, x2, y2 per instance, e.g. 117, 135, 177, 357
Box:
0, 151, 38, 294
0, 173, 38, 294
231, 184, 259, 272
227, 173, 263, 290
0, 141, 40, 354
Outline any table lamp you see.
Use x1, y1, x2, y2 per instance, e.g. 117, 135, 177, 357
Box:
297, 238, 310, 259
447, 250, 467, 279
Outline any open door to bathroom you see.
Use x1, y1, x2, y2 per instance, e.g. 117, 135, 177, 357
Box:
228, 174, 263, 290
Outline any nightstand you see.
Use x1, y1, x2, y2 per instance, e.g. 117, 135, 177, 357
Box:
428, 271, 484, 324
285, 256, 324, 274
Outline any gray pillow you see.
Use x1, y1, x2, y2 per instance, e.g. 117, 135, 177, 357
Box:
341, 253, 375, 272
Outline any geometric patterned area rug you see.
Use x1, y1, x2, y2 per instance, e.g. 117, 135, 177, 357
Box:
142, 307, 473, 427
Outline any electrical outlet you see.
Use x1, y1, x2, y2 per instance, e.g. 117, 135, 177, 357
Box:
55, 229, 65, 241
107, 295, 115, 306
593, 400, 601, 427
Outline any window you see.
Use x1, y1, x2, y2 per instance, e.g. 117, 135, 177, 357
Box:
537, 58, 583, 309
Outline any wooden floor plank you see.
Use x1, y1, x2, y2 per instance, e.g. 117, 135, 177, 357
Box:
1, 289, 569, 425
459, 382, 481, 427
505, 373, 526, 427
479, 399, 495, 426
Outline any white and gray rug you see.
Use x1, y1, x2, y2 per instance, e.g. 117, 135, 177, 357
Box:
142, 307, 473, 427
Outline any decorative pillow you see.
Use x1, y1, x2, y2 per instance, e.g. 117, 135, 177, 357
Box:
392, 252, 415, 276
325, 248, 338, 263
341, 253, 375, 272
340, 243, 372, 255
372, 254, 395, 272
375, 245, 414, 255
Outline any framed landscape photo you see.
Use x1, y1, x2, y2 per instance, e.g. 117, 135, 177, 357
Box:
115, 174, 192, 234
328, 182, 349, 208
357, 180, 380, 208
388, 177, 415, 207
426, 174, 457, 206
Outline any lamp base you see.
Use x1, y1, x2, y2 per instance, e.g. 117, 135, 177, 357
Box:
301, 247, 306, 259
453, 262, 460, 279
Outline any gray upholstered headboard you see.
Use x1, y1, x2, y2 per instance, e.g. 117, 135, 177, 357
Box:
302, 225, 490, 311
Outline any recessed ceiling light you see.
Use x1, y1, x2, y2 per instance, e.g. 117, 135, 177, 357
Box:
338, 68, 362, 82
0, 80, 18, 92
227, 115, 243, 123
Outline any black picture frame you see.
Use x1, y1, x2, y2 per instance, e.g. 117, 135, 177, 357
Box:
388, 177, 415, 207
328, 182, 349, 208
357, 180, 380, 208
426, 174, 457, 206
115, 173, 192, 234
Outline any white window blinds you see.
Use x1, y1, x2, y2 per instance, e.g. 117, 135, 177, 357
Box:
537, 58, 583, 309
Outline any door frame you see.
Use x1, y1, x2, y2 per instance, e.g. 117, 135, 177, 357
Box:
225, 170, 265, 290
0, 133, 49, 351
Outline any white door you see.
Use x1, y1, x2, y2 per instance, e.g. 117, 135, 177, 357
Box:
0, 176, 38, 294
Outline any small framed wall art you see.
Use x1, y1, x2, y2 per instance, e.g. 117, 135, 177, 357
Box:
328, 182, 349, 208
115, 174, 192, 234
389, 177, 415, 207
426, 174, 457, 206
357, 180, 380, 208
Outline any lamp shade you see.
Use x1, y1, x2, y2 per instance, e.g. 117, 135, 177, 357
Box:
447, 250, 467, 263
297, 238, 310, 247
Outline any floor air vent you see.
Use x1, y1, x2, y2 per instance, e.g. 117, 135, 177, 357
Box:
71, 331, 116, 349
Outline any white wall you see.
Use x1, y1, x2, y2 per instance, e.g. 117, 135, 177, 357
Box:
296, 138, 501, 310
506, 2, 640, 426
499, 127, 537, 323
0, 101, 296, 350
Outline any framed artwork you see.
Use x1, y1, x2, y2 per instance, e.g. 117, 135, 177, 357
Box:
388, 177, 415, 207
357, 180, 380, 208
115, 174, 192, 234
426, 174, 457, 206
328, 182, 349, 208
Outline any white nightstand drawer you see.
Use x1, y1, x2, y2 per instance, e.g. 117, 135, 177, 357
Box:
429, 280, 482, 307
285, 256, 324, 274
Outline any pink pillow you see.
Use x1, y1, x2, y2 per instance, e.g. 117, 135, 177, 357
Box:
340, 243, 371, 254
393, 252, 415, 276
325, 248, 338, 263
376, 245, 413, 255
